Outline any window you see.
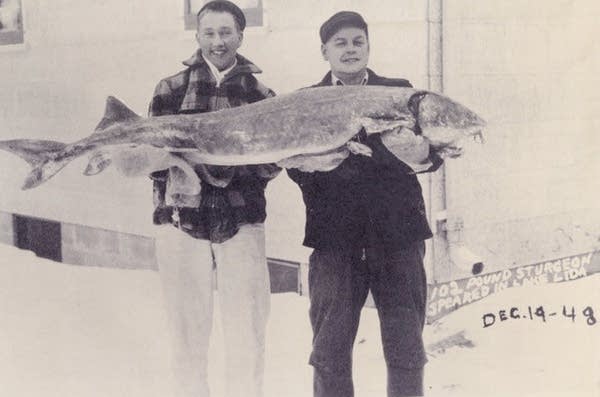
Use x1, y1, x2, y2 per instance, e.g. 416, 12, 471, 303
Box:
184, 0, 264, 30
0, 0, 23, 45
13, 215, 62, 262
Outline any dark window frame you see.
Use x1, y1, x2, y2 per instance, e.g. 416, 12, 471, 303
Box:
0, 0, 24, 45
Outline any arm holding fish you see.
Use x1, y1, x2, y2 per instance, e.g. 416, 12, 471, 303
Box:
176, 79, 281, 186
288, 125, 439, 178
146, 78, 236, 201
157, 77, 280, 207
146, 78, 203, 208
285, 124, 382, 184
287, 127, 439, 177
285, 142, 367, 186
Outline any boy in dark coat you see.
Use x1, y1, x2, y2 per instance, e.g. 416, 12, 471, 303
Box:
287, 11, 441, 397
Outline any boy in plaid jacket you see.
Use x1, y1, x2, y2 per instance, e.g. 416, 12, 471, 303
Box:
148, 2, 279, 396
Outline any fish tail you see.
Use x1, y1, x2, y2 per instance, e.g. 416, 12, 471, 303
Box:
0, 139, 69, 190
21, 159, 73, 190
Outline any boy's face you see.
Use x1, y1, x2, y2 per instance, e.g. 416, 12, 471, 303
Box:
321, 27, 369, 78
196, 11, 243, 70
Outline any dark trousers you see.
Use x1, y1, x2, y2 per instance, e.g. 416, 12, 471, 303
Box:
308, 242, 428, 397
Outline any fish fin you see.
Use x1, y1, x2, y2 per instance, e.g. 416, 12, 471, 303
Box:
84, 151, 112, 175
0, 138, 72, 189
277, 147, 350, 172
22, 166, 46, 190
0, 139, 66, 167
21, 158, 71, 190
95, 96, 142, 131
21, 156, 72, 190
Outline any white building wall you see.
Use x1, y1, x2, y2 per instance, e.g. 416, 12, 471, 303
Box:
441, 0, 600, 279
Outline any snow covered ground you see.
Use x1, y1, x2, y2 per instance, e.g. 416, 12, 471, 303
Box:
1, 243, 598, 397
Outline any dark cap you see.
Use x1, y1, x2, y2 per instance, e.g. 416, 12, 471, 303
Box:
197, 0, 247, 31
319, 11, 368, 44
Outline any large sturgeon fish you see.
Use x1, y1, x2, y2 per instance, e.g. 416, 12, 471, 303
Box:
0, 86, 485, 191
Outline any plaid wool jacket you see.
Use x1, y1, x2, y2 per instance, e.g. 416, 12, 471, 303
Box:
148, 51, 280, 243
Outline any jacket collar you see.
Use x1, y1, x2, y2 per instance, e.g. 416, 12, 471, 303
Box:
331, 70, 369, 86
316, 68, 384, 87
183, 50, 262, 76
178, 50, 262, 113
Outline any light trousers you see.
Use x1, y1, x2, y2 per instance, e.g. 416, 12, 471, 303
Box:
155, 223, 271, 397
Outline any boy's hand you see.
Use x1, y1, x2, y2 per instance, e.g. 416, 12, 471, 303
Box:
380, 127, 430, 166
165, 166, 201, 207
346, 141, 373, 157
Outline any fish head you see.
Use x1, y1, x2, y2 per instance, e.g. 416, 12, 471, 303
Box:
410, 91, 486, 150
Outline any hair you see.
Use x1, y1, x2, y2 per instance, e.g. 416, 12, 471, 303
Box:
320, 11, 369, 44
196, 0, 246, 32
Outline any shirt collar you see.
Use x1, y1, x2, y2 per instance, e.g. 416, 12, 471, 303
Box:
183, 50, 262, 75
201, 54, 238, 87
331, 70, 369, 86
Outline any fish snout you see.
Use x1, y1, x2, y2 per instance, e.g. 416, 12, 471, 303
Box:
415, 92, 487, 146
